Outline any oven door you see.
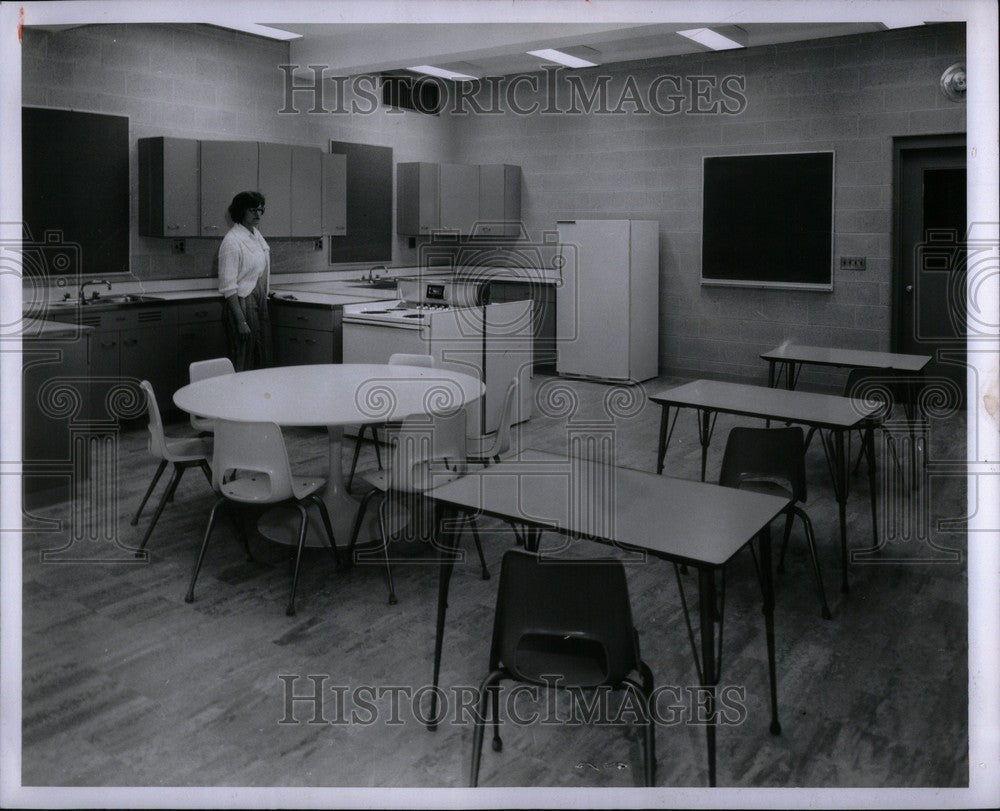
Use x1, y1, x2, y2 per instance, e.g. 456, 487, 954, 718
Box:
342, 320, 429, 364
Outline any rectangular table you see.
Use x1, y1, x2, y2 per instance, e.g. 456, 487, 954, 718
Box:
426, 449, 790, 787
648, 379, 881, 593
760, 343, 931, 391
761, 343, 932, 486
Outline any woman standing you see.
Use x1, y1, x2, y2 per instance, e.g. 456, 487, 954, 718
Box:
218, 191, 272, 371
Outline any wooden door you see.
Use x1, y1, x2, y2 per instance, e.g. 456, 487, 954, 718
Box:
439, 163, 479, 234
290, 146, 322, 236
894, 136, 966, 403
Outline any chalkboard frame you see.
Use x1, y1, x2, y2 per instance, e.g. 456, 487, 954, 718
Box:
700, 150, 835, 292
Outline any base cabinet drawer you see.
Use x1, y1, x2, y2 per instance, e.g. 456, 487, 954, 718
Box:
273, 326, 339, 366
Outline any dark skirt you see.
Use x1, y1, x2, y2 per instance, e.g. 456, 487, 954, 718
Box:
223, 285, 272, 372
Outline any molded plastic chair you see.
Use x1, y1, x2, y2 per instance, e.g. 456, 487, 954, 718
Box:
719, 426, 831, 619
130, 380, 213, 557
466, 378, 518, 465
347, 409, 488, 603
184, 419, 340, 616
188, 357, 235, 434
346, 353, 436, 492
470, 549, 656, 787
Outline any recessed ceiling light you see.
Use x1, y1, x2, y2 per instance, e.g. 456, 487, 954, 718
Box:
526, 48, 600, 69
407, 65, 479, 82
676, 27, 747, 51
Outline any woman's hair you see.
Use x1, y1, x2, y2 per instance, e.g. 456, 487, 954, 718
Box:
228, 191, 266, 224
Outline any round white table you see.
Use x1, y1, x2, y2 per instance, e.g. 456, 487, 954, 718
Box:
173, 364, 484, 547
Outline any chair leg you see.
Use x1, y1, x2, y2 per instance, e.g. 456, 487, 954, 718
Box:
777, 511, 794, 573
490, 681, 502, 752
372, 426, 383, 470
346, 488, 379, 564
377, 498, 397, 605
130, 459, 167, 525
185, 497, 224, 603
639, 661, 656, 785
198, 460, 214, 487
308, 494, 341, 568
471, 670, 505, 787
623, 677, 655, 787
286, 503, 310, 617
136, 463, 185, 556
795, 506, 832, 620
467, 513, 490, 580
347, 425, 367, 493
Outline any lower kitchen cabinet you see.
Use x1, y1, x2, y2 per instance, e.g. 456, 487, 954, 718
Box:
176, 301, 228, 386
22, 329, 91, 506
269, 301, 342, 365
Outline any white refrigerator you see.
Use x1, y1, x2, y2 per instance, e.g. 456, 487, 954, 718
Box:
555, 219, 659, 382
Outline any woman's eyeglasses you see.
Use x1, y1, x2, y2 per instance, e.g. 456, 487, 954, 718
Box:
250, 206, 265, 215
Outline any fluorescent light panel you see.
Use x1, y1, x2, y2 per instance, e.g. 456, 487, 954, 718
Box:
676, 27, 746, 51
220, 22, 302, 41
407, 64, 478, 81
526, 48, 599, 68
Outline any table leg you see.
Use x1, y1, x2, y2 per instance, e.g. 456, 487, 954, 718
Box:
864, 421, 880, 554
696, 565, 718, 788
258, 425, 376, 548
785, 361, 797, 391
767, 360, 776, 389
656, 404, 669, 475
833, 428, 850, 593
429, 503, 459, 731
757, 525, 781, 736
697, 409, 717, 483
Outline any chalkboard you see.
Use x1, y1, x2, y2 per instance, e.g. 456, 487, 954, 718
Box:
22, 107, 129, 278
329, 140, 392, 264
701, 151, 834, 290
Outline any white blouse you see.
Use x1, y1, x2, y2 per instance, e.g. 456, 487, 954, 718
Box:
218, 224, 270, 298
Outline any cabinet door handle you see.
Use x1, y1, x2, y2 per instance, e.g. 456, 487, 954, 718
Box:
304, 338, 317, 345
123, 338, 139, 346
167, 224, 181, 230
296, 315, 308, 322
194, 310, 208, 317
203, 225, 219, 231
101, 339, 116, 349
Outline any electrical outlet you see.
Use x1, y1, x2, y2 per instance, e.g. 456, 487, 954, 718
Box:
172, 239, 185, 254
314, 238, 323, 250
839, 255, 866, 271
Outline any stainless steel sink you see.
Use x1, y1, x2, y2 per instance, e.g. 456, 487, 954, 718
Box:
44, 294, 164, 309
347, 280, 398, 290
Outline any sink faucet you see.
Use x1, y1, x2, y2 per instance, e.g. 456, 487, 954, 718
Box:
363, 265, 388, 282
79, 279, 112, 302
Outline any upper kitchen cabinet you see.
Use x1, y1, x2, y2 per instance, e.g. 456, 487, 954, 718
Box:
397, 161, 440, 236
256, 142, 293, 236
438, 163, 480, 234
321, 153, 347, 236
290, 145, 323, 237
137, 137, 200, 238
199, 140, 258, 237
477, 164, 522, 237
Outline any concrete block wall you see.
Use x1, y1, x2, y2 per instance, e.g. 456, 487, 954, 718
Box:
450, 24, 966, 390
22, 24, 456, 282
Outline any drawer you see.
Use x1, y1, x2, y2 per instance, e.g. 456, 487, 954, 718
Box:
175, 300, 224, 324
270, 302, 338, 331
76, 305, 177, 332
273, 326, 336, 366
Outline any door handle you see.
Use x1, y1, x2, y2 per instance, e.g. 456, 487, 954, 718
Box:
905, 284, 913, 294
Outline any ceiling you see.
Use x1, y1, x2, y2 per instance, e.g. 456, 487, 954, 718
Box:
279, 22, 890, 78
